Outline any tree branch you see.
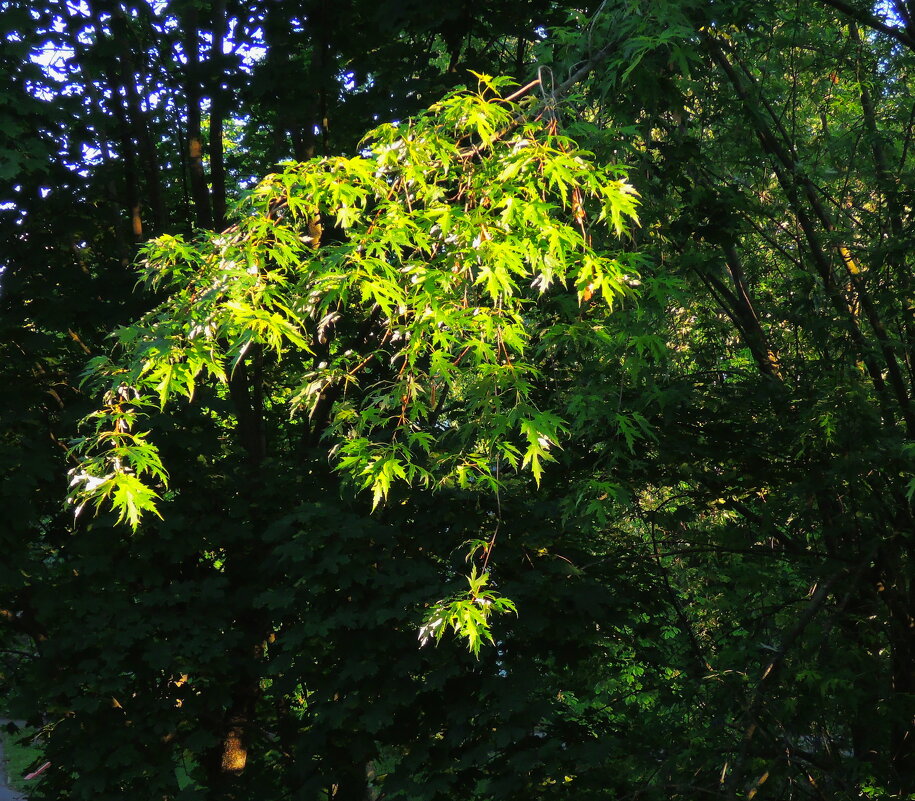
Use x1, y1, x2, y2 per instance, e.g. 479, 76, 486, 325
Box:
817, 0, 915, 52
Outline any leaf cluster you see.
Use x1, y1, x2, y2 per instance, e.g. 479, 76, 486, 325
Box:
72, 79, 640, 526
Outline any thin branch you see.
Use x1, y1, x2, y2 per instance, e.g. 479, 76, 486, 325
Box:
817, 0, 915, 51
723, 556, 868, 797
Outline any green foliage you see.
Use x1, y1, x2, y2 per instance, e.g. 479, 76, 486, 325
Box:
418, 566, 518, 657
67, 392, 169, 529
72, 80, 639, 527
8, 0, 915, 799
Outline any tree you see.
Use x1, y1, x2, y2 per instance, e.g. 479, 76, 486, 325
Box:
546, 0, 915, 795
3, 4, 657, 799
62, 76, 641, 796
6, 1, 915, 799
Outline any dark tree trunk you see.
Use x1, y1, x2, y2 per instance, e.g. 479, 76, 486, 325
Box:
208, 0, 228, 230
183, 6, 212, 229
110, 2, 166, 232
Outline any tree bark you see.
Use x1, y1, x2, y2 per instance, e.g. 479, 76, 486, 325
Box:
109, 2, 166, 232
208, 0, 228, 230
183, 6, 212, 229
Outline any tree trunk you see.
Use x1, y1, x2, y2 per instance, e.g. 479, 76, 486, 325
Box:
208, 0, 228, 230
109, 2, 166, 232
183, 7, 212, 229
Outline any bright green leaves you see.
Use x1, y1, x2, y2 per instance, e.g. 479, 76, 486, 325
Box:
418, 567, 518, 658
429, 71, 519, 147
72, 77, 640, 528
68, 391, 168, 531
519, 411, 566, 484
104, 472, 163, 531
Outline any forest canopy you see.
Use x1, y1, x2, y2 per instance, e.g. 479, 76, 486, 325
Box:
2, 1, 915, 800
